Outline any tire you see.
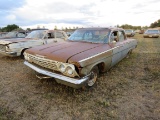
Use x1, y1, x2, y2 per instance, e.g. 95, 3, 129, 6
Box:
87, 66, 99, 87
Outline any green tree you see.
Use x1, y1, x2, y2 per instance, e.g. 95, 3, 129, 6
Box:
1, 24, 19, 32
120, 24, 142, 30
150, 19, 160, 28
65, 27, 68, 31
54, 26, 57, 30
26, 28, 31, 31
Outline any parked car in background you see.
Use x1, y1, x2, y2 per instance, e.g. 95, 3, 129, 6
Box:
125, 29, 135, 37
24, 27, 137, 89
0, 30, 27, 39
0, 30, 68, 57
143, 29, 160, 38
134, 30, 140, 33
0, 32, 8, 38
139, 29, 144, 34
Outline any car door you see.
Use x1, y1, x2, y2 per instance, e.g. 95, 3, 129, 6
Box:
118, 30, 129, 58
110, 30, 124, 67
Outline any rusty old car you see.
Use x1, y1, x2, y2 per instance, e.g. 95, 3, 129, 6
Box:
143, 29, 160, 38
24, 27, 137, 88
125, 29, 135, 37
0, 30, 68, 57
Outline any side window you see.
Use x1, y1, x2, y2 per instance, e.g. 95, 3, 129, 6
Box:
47, 33, 55, 39
110, 31, 119, 42
17, 33, 25, 38
84, 32, 93, 40
56, 32, 64, 38
118, 31, 125, 41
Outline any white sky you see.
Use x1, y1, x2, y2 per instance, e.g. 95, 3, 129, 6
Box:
1, 0, 160, 29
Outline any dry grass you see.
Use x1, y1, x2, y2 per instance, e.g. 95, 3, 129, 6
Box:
0, 34, 160, 120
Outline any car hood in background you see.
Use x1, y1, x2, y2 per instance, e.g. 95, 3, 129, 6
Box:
0, 38, 33, 45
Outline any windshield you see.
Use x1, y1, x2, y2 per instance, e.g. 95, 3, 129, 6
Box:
68, 29, 109, 43
5, 32, 17, 37
125, 30, 133, 33
26, 30, 46, 39
145, 30, 159, 34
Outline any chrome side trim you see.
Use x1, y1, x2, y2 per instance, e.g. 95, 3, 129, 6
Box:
78, 46, 119, 63
24, 61, 89, 85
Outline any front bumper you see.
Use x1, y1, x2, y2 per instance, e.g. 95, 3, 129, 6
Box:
24, 61, 89, 88
0, 50, 17, 57
143, 34, 159, 38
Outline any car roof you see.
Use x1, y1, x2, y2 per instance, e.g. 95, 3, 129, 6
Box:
77, 27, 124, 31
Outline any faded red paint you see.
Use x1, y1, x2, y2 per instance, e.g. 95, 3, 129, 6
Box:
26, 41, 111, 64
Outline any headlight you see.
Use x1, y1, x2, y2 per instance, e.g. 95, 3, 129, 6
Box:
59, 64, 66, 72
66, 66, 73, 75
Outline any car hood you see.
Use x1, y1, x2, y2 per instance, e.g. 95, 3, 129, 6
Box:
0, 38, 32, 45
26, 41, 111, 65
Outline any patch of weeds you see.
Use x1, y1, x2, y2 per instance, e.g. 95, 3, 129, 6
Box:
151, 71, 160, 79
0, 107, 17, 120
106, 110, 118, 119
43, 92, 55, 99
18, 95, 38, 114
152, 83, 160, 91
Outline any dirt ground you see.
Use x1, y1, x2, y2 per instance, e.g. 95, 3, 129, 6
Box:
0, 34, 160, 120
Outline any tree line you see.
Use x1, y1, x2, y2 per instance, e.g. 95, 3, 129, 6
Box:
119, 19, 160, 30
150, 19, 160, 28
0, 24, 20, 32
1, 19, 160, 32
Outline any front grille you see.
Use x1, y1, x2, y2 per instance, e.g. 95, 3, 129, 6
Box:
28, 54, 59, 71
0, 45, 5, 51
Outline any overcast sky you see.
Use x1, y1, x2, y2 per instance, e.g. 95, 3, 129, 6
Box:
0, 0, 160, 29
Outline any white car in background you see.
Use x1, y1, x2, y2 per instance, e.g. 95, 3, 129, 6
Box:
0, 30, 68, 57
143, 29, 160, 38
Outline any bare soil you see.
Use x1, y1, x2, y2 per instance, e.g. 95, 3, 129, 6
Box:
0, 34, 160, 120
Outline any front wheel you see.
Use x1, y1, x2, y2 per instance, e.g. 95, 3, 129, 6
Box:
87, 66, 99, 87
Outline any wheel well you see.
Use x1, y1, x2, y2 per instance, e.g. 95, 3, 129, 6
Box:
21, 48, 28, 55
20, 48, 29, 58
97, 62, 105, 73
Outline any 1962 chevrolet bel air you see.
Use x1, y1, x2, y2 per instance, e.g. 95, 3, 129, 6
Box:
24, 27, 137, 88
0, 30, 68, 57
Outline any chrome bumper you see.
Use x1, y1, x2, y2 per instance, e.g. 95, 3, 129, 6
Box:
24, 61, 89, 88
0, 50, 17, 56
